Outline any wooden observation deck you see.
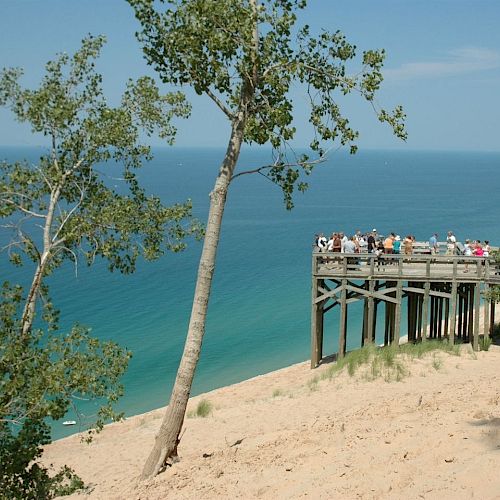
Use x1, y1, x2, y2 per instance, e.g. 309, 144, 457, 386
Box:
311, 248, 500, 368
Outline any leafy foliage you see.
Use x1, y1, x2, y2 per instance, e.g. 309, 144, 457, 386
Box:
0, 37, 202, 495
485, 250, 500, 303
129, 0, 407, 208
0, 282, 130, 498
0, 35, 202, 280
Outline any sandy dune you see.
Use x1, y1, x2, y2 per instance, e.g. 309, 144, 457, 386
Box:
44, 335, 500, 500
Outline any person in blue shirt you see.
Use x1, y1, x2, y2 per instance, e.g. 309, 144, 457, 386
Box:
393, 235, 401, 254
429, 233, 439, 255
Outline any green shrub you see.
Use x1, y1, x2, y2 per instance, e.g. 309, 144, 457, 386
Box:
0, 284, 130, 499
195, 399, 213, 418
321, 339, 460, 384
479, 335, 492, 351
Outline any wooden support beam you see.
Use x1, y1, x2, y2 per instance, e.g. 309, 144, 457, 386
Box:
473, 282, 480, 351
483, 284, 490, 337
449, 281, 457, 345
422, 282, 430, 341
457, 285, 463, 340
468, 285, 474, 344
366, 280, 375, 344
438, 294, 443, 339
407, 289, 414, 342
490, 300, 496, 336
430, 294, 435, 339
444, 294, 450, 339
362, 283, 369, 347
338, 279, 348, 359
403, 286, 451, 299
310, 276, 324, 368
417, 290, 423, 340
393, 280, 403, 346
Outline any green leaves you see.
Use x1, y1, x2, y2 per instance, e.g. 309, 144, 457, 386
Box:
0, 36, 204, 492
0, 283, 129, 498
129, 0, 407, 210
0, 36, 202, 278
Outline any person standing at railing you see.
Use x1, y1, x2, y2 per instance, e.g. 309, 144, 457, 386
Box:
344, 236, 356, 254
316, 233, 327, 252
340, 232, 349, 252
446, 231, 457, 255
429, 233, 439, 255
327, 233, 335, 252
463, 239, 473, 272
384, 233, 396, 254
332, 233, 342, 253
403, 235, 413, 255
484, 240, 491, 257
367, 231, 376, 253
393, 235, 401, 254
474, 242, 484, 257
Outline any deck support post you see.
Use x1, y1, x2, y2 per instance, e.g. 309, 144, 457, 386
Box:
338, 279, 348, 359
393, 280, 403, 345
422, 282, 430, 341
449, 281, 457, 344
473, 282, 480, 351
483, 283, 490, 338
311, 275, 324, 368
490, 301, 496, 336
366, 279, 375, 345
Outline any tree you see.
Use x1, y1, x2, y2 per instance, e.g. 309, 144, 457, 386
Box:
485, 250, 500, 304
0, 36, 201, 496
129, 0, 407, 478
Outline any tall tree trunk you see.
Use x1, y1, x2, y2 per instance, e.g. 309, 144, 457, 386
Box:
141, 114, 247, 479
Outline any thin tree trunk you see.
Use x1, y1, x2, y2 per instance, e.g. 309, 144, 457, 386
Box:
141, 115, 247, 479
21, 186, 60, 336
142, 1, 260, 479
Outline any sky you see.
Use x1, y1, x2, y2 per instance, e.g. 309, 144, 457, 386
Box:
1, 0, 499, 151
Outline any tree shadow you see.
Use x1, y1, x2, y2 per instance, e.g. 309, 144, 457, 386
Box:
469, 416, 500, 450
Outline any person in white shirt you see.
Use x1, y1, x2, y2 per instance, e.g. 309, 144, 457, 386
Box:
484, 240, 490, 257
344, 237, 356, 254
463, 239, 472, 272
340, 232, 348, 253
317, 233, 327, 252
446, 231, 457, 255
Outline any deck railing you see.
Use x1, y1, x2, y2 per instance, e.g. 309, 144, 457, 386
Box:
312, 251, 500, 283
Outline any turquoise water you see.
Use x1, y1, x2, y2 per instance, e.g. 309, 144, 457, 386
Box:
1, 147, 499, 438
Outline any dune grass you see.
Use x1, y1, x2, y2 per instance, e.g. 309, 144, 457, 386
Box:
319, 340, 461, 384
187, 399, 213, 418
479, 335, 492, 351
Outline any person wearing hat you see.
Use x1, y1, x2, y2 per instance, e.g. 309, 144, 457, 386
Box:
393, 235, 401, 254
446, 231, 456, 255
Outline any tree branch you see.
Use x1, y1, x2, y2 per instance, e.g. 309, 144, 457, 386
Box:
231, 154, 327, 181
205, 87, 234, 119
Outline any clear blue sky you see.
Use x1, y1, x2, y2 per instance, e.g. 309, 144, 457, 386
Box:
1, 0, 499, 151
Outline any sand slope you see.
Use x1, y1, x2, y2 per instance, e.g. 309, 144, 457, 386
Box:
44, 341, 500, 500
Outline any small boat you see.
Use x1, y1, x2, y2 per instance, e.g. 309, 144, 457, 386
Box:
62, 420, 76, 426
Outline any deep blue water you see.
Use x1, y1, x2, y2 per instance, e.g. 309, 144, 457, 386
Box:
1, 146, 499, 438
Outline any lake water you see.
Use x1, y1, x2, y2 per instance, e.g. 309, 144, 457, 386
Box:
1, 146, 499, 438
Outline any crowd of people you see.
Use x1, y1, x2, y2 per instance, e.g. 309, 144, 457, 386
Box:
313, 229, 491, 258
